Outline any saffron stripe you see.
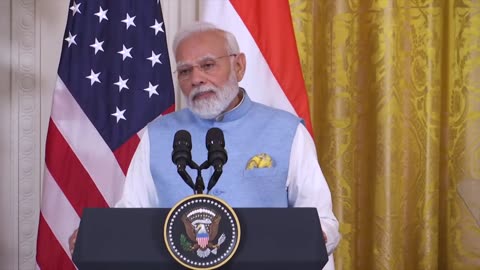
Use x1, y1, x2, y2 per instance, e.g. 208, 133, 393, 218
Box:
200, 1, 297, 116
229, 0, 313, 133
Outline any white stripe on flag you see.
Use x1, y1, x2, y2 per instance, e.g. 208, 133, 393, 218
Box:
41, 167, 81, 260
51, 78, 125, 206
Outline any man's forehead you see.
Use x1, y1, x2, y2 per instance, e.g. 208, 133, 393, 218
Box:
175, 31, 226, 60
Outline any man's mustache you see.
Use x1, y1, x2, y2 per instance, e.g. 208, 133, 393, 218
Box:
190, 87, 217, 102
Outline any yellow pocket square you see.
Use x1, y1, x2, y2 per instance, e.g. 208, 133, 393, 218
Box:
246, 153, 273, 170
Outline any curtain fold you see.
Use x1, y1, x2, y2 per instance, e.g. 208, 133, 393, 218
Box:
289, 0, 480, 269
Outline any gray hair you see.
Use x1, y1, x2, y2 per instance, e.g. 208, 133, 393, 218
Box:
172, 21, 240, 56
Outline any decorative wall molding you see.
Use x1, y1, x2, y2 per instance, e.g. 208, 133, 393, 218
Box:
12, 0, 41, 269
0, 0, 14, 268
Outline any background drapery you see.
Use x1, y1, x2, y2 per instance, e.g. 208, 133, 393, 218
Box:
289, 0, 480, 269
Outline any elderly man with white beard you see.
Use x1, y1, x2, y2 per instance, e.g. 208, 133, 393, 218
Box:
70, 21, 340, 270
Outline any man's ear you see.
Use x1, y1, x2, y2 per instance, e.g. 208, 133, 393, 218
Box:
234, 53, 246, 82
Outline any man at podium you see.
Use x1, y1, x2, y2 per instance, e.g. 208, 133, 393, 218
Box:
71, 21, 341, 270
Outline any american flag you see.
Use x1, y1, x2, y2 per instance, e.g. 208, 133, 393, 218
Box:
36, 0, 175, 269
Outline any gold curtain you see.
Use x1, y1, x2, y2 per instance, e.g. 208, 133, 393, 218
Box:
289, 0, 480, 269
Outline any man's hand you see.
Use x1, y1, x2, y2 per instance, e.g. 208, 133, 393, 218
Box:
68, 229, 79, 255
323, 230, 328, 243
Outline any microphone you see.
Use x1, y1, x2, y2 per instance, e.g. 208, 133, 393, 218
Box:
172, 130, 195, 190
205, 128, 228, 192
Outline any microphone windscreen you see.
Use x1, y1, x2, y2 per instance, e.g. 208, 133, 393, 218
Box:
206, 127, 225, 149
172, 130, 192, 165
205, 128, 227, 192
173, 130, 192, 149
171, 130, 195, 190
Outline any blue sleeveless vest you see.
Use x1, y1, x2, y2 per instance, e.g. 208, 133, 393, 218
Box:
148, 93, 301, 207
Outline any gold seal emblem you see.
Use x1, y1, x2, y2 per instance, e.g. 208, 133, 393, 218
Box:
164, 194, 241, 270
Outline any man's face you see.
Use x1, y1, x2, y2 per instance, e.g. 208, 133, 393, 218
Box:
175, 30, 245, 119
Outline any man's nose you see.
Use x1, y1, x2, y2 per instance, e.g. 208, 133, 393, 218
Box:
190, 66, 206, 86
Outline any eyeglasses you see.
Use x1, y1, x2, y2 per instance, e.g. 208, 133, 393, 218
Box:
175, 54, 237, 81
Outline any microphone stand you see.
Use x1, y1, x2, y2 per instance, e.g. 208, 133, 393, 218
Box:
179, 160, 223, 195
194, 169, 204, 194
188, 160, 210, 195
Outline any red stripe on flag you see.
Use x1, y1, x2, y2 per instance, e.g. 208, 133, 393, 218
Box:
45, 119, 109, 216
114, 135, 140, 175
163, 104, 175, 114
36, 214, 77, 270
229, 0, 313, 133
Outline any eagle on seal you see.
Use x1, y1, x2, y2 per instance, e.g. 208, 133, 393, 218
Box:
181, 208, 222, 257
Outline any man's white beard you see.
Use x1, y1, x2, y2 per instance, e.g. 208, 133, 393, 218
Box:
186, 73, 239, 119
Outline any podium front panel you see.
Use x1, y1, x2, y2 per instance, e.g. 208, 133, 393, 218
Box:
73, 208, 328, 270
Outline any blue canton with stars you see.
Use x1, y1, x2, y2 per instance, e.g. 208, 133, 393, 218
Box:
58, 0, 175, 151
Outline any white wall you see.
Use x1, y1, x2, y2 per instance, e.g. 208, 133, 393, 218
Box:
0, 0, 198, 269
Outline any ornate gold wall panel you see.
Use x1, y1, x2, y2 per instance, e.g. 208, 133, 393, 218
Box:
290, 0, 480, 269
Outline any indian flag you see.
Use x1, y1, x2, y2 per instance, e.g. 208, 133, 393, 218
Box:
199, 0, 313, 134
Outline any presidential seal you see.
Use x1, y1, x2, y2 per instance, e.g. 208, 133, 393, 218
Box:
164, 194, 241, 270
